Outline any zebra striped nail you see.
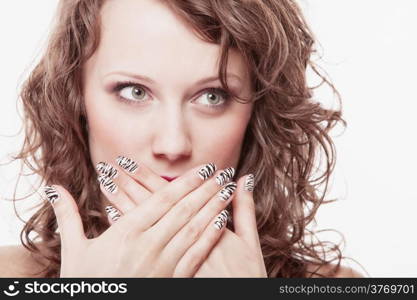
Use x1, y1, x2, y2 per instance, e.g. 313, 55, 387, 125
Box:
218, 182, 237, 201
43, 185, 60, 205
214, 209, 229, 230
198, 163, 217, 180
97, 174, 118, 194
244, 174, 255, 192
116, 156, 139, 173
215, 167, 235, 186
105, 205, 121, 221
96, 162, 118, 179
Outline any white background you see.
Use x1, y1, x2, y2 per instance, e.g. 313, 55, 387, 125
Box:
0, 0, 416, 277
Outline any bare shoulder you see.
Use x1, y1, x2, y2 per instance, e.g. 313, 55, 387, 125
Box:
306, 262, 364, 278
0, 244, 47, 278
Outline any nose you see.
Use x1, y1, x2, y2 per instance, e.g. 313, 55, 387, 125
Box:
151, 105, 192, 162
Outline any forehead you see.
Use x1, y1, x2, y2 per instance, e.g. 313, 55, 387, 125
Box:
92, 0, 249, 82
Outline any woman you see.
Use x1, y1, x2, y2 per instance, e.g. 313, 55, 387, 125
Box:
0, 0, 363, 277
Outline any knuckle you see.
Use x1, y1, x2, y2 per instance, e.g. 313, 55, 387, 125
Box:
135, 167, 148, 182
178, 200, 194, 218
141, 230, 162, 251
60, 208, 75, 226
247, 199, 256, 212
140, 169, 151, 182
182, 223, 201, 242
184, 175, 198, 188
203, 228, 217, 243
154, 189, 172, 206
243, 194, 256, 210
120, 225, 138, 243
159, 251, 174, 268
54, 196, 71, 212
186, 252, 201, 271
140, 231, 153, 244
178, 251, 201, 277
123, 179, 136, 192
116, 217, 141, 240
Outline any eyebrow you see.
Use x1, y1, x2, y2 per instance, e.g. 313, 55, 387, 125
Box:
103, 71, 243, 85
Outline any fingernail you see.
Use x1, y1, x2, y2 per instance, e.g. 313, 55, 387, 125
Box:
218, 182, 237, 201
213, 209, 229, 230
198, 163, 217, 180
43, 185, 60, 205
97, 174, 118, 194
105, 205, 121, 221
215, 167, 235, 186
244, 174, 255, 192
96, 162, 118, 179
116, 156, 139, 173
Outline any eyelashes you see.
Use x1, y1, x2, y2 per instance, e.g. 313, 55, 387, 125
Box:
110, 80, 232, 110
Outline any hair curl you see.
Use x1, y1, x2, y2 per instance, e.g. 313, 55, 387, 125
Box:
10, 0, 353, 277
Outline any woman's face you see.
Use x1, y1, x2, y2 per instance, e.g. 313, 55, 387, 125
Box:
83, 0, 253, 180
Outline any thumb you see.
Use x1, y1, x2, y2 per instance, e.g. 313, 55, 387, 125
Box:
232, 174, 261, 251
43, 185, 86, 250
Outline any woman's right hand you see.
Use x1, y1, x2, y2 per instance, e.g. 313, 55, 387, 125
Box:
44, 163, 235, 277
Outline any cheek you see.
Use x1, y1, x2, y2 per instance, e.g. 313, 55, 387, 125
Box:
85, 96, 149, 164
192, 111, 251, 168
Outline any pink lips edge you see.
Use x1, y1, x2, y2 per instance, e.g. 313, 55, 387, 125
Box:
161, 176, 177, 182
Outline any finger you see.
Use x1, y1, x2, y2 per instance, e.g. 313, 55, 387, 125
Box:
173, 210, 229, 277
147, 167, 235, 246
95, 161, 119, 180
105, 205, 122, 224
162, 181, 237, 262
96, 161, 152, 206
118, 162, 217, 233
43, 185, 86, 250
97, 174, 136, 213
232, 174, 260, 251
115, 156, 167, 192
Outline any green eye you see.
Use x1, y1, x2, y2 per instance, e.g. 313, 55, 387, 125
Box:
196, 88, 230, 110
112, 81, 151, 106
122, 86, 147, 101
205, 92, 223, 105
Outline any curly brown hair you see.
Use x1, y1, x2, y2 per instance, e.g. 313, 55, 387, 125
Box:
10, 0, 353, 277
